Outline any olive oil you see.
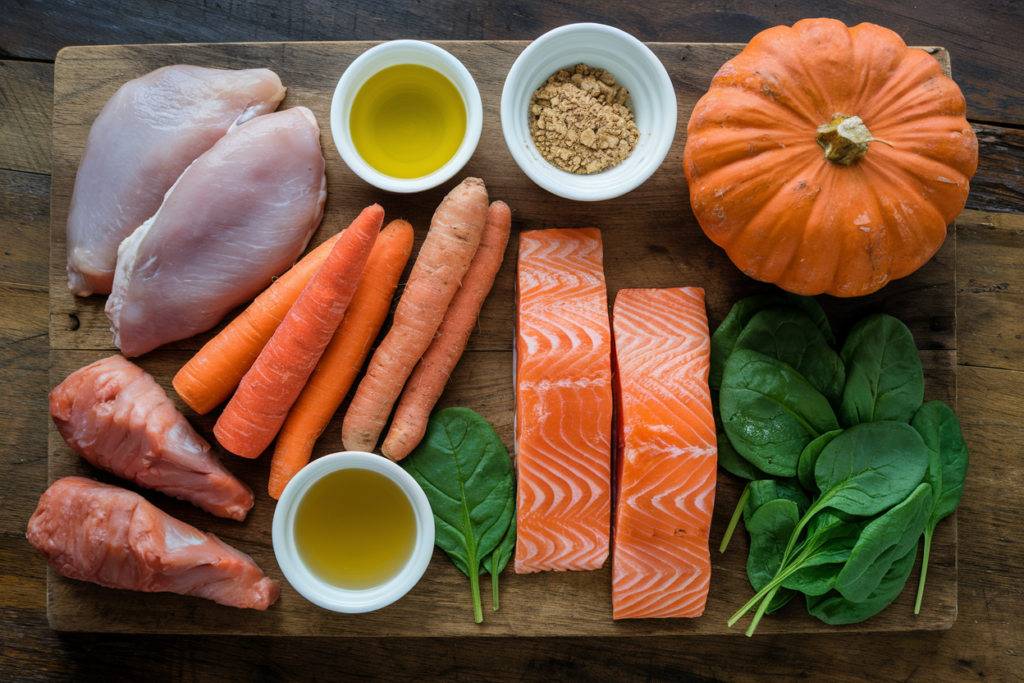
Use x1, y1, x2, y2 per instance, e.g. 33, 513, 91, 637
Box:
293, 468, 416, 590
349, 64, 467, 179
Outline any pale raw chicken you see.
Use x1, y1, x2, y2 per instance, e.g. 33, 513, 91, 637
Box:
106, 106, 327, 358
27, 477, 279, 610
66, 65, 286, 296
50, 355, 254, 521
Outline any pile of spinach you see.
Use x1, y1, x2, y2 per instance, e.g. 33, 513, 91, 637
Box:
712, 294, 969, 635
400, 407, 517, 623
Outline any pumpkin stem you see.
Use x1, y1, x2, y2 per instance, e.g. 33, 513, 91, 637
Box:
815, 114, 893, 165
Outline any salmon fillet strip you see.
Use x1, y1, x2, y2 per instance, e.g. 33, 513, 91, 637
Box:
611, 287, 718, 619
515, 228, 613, 573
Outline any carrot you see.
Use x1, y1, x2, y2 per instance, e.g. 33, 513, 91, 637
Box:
382, 201, 511, 461
268, 219, 414, 498
342, 178, 489, 452
214, 205, 383, 458
173, 230, 346, 415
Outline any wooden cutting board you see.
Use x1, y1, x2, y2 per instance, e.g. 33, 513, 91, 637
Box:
47, 41, 958, 636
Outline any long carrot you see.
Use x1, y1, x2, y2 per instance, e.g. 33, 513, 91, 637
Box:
342, 178, 489, 452
268, 219, 414, 498
173, 230, 346, 415
382, 201, 511, 461
214, 205, 383, 458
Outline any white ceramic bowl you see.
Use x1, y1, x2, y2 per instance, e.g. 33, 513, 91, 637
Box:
331, 40, 483, 193
272, 451, 435, 613
500, 23, 677, 201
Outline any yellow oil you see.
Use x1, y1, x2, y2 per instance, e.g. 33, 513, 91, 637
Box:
349, 64, 467, 179
293, 468, 417, 590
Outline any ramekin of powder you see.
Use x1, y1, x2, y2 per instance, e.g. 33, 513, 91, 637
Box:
528, 64, 640, 175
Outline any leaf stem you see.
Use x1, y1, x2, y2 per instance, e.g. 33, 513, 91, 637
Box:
720, 483, 751, 554
471, 566, 483, 624
492, 564, 500, 611
914, 526, 934, 615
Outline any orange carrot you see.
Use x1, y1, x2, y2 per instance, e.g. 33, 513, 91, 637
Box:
342, 178, 489, 452
382, 201, 511, 461
214, 205, 383, 458
268, 219, 414, 498
173, 230, 346, 415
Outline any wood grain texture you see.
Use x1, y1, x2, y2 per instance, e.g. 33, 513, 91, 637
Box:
0, 0, 1020, 125
43, 41, 957, 636
0, 60, 53, 175
967, 124, 1024, 213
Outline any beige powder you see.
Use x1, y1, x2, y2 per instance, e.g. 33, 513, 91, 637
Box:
529, 64, 640, 175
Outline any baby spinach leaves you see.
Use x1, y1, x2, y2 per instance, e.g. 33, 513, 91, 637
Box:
910, 401, 969, 613
734, 308, 845, 407
721, 350, 840, 477
838, 315, 924, 427
400, 407, 516, 623
711, 295, 968, 633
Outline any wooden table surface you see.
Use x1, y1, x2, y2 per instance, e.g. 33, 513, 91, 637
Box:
2, 1, 1022, 681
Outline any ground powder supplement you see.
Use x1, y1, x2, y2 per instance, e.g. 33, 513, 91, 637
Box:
529, 64, 640, 175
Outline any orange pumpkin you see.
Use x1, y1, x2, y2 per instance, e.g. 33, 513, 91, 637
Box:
684, 19, 978, 297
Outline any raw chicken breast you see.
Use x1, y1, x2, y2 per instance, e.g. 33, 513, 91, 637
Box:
106, 106, 327, 358
27, 477, 279, 610
50, 355, 254, 521
515, 228, 613, 573
66, 65, 286, 296
611, 288, 717, 619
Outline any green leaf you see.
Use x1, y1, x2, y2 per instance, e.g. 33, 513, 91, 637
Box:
717, 433, 768, 480
721, 350, 840, 477
797, 429, 843, 493
838, 314, 924, 427
910, 401, 969, 613
807, 541, 919, 625
744, 479, 811, 525
745, 499, 801, 614
814, 422, 929, 518
834, 483, 933, 602
734, 307, 845, 408
483, 515, 516, 611
399, 408, 515, 624
710, 293, 833, 393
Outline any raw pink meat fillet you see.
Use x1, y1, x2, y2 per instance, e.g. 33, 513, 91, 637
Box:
50, 355, 254, 521
27, 477, 279, 610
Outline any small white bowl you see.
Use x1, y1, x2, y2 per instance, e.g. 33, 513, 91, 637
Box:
500, 23, 678, 201
331, 40, 483, 193
272, 451, 435, 613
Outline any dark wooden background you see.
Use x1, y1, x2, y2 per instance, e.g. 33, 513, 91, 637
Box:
2, 1, 1023, 680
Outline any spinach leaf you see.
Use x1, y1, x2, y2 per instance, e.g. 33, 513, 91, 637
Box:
721, 350, 840, 477
734, 308, 845, 408
482, 515, 516, 611
807, 541, 919, 625
838, 314, 924, 427
813, 421, 929, 518
797, 429, 843, 493
910, 401, 969, 613
710, 293, 833, 392
744, 479, 811, 524
400, 407, 515, 623
717, 433, 768, 480
745, 499, 801, 614
834, 483, 932, 602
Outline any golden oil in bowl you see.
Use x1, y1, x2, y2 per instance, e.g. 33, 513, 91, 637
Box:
292, 467, 417, 590
349, 64, 467, 179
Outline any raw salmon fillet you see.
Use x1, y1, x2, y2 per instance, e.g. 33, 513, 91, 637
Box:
611, 287, 717, 619
515, 228, 613, 573
27, 477, 279, 610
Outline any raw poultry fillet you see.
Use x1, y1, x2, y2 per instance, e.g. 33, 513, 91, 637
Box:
515, 228, 613, 573
611, 288, 717, 619
26, 477, 279, 610
106, 106, 327, 357
50, 355, 254, 521
66, 65, 286, 297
